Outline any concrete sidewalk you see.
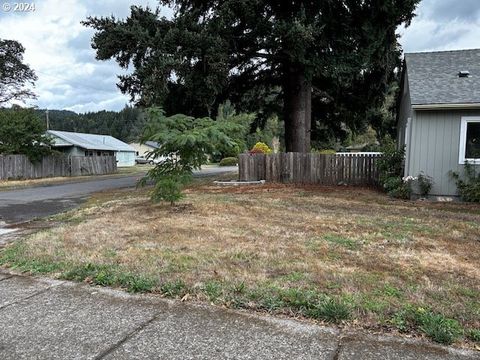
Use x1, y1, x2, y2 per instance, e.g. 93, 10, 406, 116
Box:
0, 271, 477, 360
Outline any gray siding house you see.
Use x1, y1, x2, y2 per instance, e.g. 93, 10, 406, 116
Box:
47, 130, 136, 167
398, 49, 480, 198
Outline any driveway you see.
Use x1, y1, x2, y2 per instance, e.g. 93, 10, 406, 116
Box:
0, 166, 237, 224
0, 271, 476, 360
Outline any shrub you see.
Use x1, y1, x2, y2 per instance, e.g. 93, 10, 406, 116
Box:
219, 157, 238, 166
378, 144, 405, 185
249, 142, 272, 154
383, 176, 403, 193
416, 172, 434, 197
383, 176, 411, 199
451, 162, 480, 202
150, 172, 191, 205
139, 108, 242, 205
377, 138, 409, 198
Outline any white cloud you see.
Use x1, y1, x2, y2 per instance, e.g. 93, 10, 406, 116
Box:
400, 0, 480, 52
0, 0, 154, 112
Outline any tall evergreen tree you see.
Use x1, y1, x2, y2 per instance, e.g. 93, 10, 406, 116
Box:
0, 39, 37, 105
33, 106, 146, 142
84, 1, 419, 152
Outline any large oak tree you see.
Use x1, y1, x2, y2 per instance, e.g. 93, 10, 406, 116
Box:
84, 0, 419, 152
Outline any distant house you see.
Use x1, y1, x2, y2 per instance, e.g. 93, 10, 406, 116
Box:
398, 49, 480, 199
129, 141, 160, 158
47, 130, 136, 167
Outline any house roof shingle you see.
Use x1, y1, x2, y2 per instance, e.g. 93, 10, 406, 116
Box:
47, 130, 135, 152
405, 48, 480, 105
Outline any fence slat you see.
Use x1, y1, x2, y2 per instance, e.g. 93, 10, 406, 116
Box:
0, 154, 117, 180
238, 152, 382, 186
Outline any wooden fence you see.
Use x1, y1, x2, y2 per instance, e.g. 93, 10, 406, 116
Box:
0, 154, 117, 180
238, 152, 382, 186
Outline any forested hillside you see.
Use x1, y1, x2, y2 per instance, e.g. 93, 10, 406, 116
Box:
33, 106, 146, 142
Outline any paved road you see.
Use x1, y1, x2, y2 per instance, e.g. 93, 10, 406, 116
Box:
0, 166, 237, 224
0, 271, 476, 360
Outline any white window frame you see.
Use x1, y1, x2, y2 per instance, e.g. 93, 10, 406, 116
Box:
459, 116, 480, 164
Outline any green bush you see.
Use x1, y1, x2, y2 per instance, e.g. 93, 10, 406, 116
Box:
219, 157, 238, 166
383, 176, 411, 199
451, 162, 480, 202
150, 172, 191, 205
378, 144, 405, 185
417, 172, 434, 197
139, 108, 242, 205
249, 142, 272, 154
377, 138, 409, 198
383, 176, 402, 193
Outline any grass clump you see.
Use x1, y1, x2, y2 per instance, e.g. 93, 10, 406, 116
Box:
61, 263, 157, 293
202, 280, 224, 302
307, 297, 352, 323
160, 279, 187, 297
390, 306, 463, 345
419, 312, 463, 345
246, 286, 351, 324
0, 242, 65, 274
466, 329, 480, 343
322, 234, 358, 250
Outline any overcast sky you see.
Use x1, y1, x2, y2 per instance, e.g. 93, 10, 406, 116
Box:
1, 0, 480, 113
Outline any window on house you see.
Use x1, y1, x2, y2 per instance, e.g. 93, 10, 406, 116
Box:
459, 117, 480, 164
466, 123, 480, 158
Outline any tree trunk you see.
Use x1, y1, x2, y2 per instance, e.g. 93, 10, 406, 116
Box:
283, 64, 312, 153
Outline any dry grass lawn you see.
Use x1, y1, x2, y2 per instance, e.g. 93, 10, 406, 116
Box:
1, 181, 479, 346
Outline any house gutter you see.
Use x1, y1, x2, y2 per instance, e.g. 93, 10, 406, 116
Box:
412, 103, 480, 110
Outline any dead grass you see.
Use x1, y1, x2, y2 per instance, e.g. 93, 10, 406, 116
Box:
1, 182, 479, 346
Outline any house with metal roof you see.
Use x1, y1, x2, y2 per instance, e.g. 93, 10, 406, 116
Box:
47, 130, 136, 167
398, 49, 480, 199
129, 141, 160, 158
